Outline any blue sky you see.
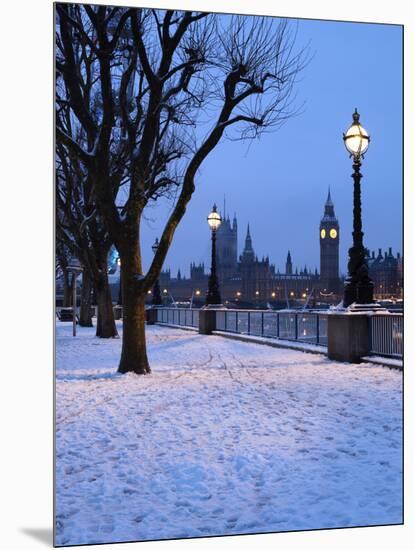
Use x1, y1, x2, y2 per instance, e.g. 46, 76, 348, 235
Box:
140, 15, 403, 278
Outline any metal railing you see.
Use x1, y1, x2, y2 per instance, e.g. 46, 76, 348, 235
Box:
369, 313, 403, 358
153, 307, 403, 361
154, 307, 327, 345
215, 309, 328, 346
156, 307, 200, 329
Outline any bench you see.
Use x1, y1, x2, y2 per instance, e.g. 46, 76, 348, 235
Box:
57, 308, 78, 323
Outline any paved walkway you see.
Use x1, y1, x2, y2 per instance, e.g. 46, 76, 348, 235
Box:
55, 323, 403, 546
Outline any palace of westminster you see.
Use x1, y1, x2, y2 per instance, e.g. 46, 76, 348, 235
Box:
157, 190, 403, 307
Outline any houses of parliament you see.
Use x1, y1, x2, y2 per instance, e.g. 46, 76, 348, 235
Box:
157, 191, 403, 307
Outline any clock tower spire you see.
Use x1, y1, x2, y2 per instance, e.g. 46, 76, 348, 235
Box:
320, 188, 340, 294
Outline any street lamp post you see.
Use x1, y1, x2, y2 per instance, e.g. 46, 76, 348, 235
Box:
117, 257, 122, 306
205, 203, 222, 306
342, 109, 374, 307
67, 257, 83, 337
151, 238, 162, 306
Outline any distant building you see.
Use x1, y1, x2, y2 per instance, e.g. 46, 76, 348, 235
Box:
319, 188, 340, 294
367, 247, 403, 299
238, 224, 274, 301
237, 226, 318, 304
216, 211, 238, 284
57, 191, 403, 307
156, 190, 359, 307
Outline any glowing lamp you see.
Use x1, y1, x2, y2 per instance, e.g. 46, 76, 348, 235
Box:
207, 203, 221, 231
343, 109, 370, 158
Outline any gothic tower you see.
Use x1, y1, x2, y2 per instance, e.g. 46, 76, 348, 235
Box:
240, 224, 255, 263
239, 224, 256, 300
319, 188, 340, 292
285, 251, 293, 275
216, 204, 238, 282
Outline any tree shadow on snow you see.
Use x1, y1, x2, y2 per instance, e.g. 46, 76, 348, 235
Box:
56, 370, 122, 382
148, 335, 200, 353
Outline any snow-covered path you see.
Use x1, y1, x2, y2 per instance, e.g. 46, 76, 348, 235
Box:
55, 322, 402, 546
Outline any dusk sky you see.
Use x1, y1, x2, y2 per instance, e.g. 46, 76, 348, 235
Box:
139, 15, 403, 279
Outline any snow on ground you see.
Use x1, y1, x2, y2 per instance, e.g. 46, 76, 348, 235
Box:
55, 321, 402, 546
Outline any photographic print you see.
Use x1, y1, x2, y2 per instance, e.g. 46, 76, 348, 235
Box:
55, 2, 403, 546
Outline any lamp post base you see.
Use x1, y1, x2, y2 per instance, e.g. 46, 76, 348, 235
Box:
343, 277, 357, 308
343, 277, 374, 308
356, 279, 375, 305
205, 278, 221, 307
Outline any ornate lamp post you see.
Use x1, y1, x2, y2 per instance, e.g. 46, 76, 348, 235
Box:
151, 238, 162, 306
205, 204, 222, 306
342, 109, 374, 307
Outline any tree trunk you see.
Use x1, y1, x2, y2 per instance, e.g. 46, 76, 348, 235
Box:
79, 269, 93, 327
95, 272, 118, 338
118, 270, 150, 374
62, 269, 72, 307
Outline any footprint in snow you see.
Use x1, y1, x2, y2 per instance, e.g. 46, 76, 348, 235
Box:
323, 451, 339, 459
226, 517, 238, 529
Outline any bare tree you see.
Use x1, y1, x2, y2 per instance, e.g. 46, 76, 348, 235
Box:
56, 237, 73, 307
56, 4, 308, 373
56, 140, 119, 336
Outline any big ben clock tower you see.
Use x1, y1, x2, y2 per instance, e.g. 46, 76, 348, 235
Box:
320, 189, 340, 293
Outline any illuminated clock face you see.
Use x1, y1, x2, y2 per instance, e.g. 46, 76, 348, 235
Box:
320, 229, 326, 239
330, 228, 338, 239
